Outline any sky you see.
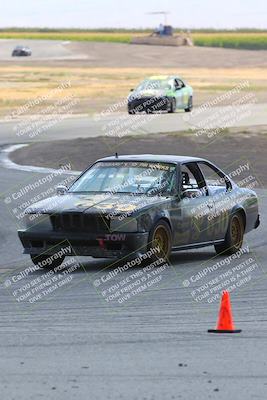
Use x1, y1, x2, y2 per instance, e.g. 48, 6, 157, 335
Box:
1, 0, 266, 29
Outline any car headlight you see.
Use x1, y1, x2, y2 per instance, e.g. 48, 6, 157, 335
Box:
110, 217, 138, 232
23, 213, 52, 231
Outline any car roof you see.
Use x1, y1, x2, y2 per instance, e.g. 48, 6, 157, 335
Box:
97, 154, 209, 164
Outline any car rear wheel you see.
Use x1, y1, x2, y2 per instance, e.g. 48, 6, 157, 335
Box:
30, 254, 65, 269
168, 98, 176, 113
185, 96, 193, 112
148, 220, 172, 261
214, 213, 244, 255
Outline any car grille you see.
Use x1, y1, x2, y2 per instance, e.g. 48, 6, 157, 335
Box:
50, 213, 109, 233
129, 96, 168, 111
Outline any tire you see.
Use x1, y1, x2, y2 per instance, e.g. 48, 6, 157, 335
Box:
30, 254, 65, 269
214, 213, 244, 255
168, 98, 176, 113
148, 220, 172, 261
185, 96, 193, 112
128, 108, 135, 114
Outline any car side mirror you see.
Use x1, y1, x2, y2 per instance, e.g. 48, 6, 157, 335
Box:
182, 188, 203, 199
56, 185, 68, 195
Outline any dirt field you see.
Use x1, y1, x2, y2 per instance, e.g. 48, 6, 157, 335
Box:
1, 41, 267, 116
11, 126, 267, 187
0, 65, 266, 117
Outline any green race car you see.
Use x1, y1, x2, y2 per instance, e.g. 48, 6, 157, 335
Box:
127, 75, 193, 114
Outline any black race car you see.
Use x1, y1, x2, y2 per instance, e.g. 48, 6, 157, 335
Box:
18, 155, 260, 268
12, 46, 32, 57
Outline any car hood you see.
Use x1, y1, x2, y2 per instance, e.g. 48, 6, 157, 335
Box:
26, 193, 171, 216
130, 89, 169, 99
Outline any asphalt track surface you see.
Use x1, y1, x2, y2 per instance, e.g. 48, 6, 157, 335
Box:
1, 39, 267, 68
1, 102, 267, 146
0, 142, 267, 399
0, 39, 87, 61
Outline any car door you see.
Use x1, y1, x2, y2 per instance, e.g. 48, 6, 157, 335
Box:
171, 162, 216, 246
173, 78, 184, 109
174, 78, 189, 109
197, 162, 233, 241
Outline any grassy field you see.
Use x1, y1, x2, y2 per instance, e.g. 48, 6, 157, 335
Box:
0, 30, 267, 50
0, 31, 140, 44
1, 66, 266, 117
193, 32, 267, 50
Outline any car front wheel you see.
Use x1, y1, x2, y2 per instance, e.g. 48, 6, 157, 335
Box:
148, 220, 172, 261
168, 98, 176, 113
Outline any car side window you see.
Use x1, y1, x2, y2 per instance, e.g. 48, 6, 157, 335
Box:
198, 162, 231, 195
180, 163, 207, 197
175, 79, 184, 90
174, 79, 179, 90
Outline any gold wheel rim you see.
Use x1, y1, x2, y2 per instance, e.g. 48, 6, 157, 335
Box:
231, 216, 242, 249
153, 226, 169, 257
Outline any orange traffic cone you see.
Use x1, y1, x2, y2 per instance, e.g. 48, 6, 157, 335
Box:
208, 291, 242, 333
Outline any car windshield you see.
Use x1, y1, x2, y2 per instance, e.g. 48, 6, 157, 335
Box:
69, 161, 177, 195
15, 46, 29, 50
136, 79, 172, 91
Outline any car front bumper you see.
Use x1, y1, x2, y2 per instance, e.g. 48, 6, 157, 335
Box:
18, 229, 149, 259
128, 96, 169, 112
